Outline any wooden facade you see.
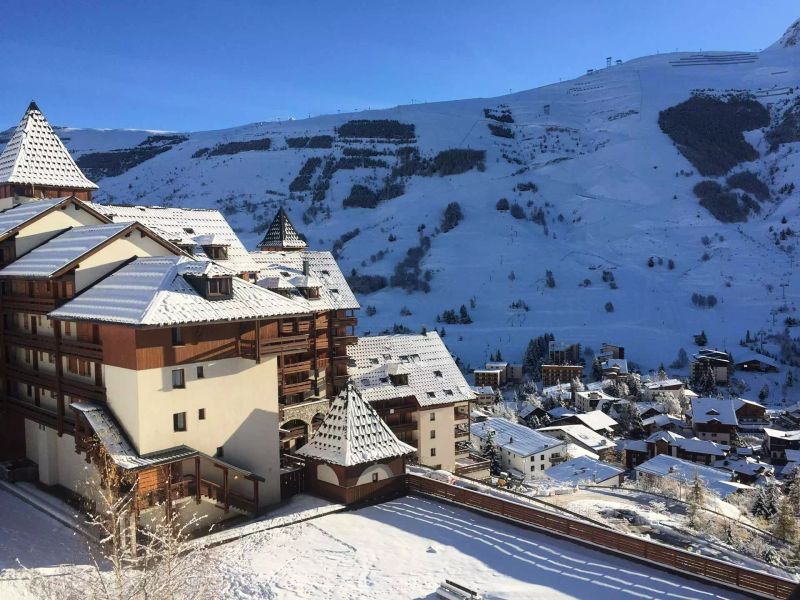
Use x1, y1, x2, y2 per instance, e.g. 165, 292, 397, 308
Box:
0, 184, 92, 202
304, 456, 407, 505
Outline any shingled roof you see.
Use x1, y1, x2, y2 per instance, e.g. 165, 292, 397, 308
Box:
296, 383, 414, 467
0, 102, 97, 190
257, 208, 307, 250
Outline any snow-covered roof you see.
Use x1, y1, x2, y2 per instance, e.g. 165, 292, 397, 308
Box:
485, 362, 508, 369
602, 358, 628, 373
296, 384, 414, 467
50, 255, 306, 326
348, 332, 474, 407
644, 379, 684, 390
690, 398, 738, 426
547, 407, 575, 419
257, 208, 307, 250
763, 428, 800, 441
715, 457, 773, 478
471, 417, 564, 457
0, 102, 97, 190
471, 385, 495, 395
71, 402, 195, 470
0, 197, 76, 241
732, 397, 766, 412
785, 449, 800, 462
538, 424, 615, 452
645, 430, 727, 456
88, 203, 260, 274
545, 456, 624, 486
646, 430, 684, 444
642, 413, 682, 428
252, 250, 359, 311
565, 410, 618, 432
618, 439, 647, 453
734, 353, 778, 368
0, 222, 133, 278
518, 403, 544, 420
634, 455, 750, 498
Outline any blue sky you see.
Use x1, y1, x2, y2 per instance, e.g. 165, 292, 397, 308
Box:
2, 1, 797, 131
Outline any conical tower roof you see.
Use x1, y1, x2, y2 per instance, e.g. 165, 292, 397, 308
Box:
0, 102, 98, 191
296, 383, 414, 467
256, 207, 306, 251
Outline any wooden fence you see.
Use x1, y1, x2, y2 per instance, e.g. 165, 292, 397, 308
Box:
405, 474, 797, 599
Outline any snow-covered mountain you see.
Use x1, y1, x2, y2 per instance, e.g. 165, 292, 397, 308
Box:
7, 20, 800, 374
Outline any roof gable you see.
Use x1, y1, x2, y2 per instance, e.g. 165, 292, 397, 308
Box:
257, 208, 307, 250
0, 102, 97, 190
296, 384, 414, 466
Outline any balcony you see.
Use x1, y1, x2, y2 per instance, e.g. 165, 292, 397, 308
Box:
454, 453, 491, 480
387, 421, 416, 433
333, 334, 357, 347
280, 360, 311, 376
334, 316, 357, 327
454, 407, 469, 423
282, 379, 313, 396
5, 363, 106, 403
454, 424, 470, 439
60, 339, 103, 361
455, 441, 472, 456
2, 296, 56, 313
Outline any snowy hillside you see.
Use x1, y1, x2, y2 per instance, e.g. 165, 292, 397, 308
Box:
8, 20, 800, 375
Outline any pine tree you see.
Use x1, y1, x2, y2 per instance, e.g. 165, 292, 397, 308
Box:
694, 330, 708, 347
591, 357, 604, 381
687, 472, 706, 528
786, 467, 800, 514
481, 429, 503, 475
458, 304, 472, 324
753, 482, 782, 519
693, 362, 716, 396
773, 497, 797, 542
657, 364, 667, 381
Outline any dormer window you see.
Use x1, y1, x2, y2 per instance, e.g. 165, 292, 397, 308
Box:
389, 373, 409, 386
207, 277, 232, 297
203, 245, 229, 260
302, 286, 321, 299
178, 244, 195, 256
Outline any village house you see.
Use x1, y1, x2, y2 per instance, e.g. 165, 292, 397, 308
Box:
642, 378, 686, 402
732, 397, 769, 432
735, 353, 779, 373
470, 417, 567, 481
347, 331, 477, 475
634, 454, 751, 499
0, 102, 363, 526
537, 424, 616, 459
470, 385, 497, 405
550, 409, 618, 435
473, 367, 504, 389
548, 340, 582, 364
641, 413, 684, 435
714, 456, 774, 485
296, 383, 414, 504
599, 343, 625, 361
762, 428, 800, 464
691, 349, 732, 386
688, 397, 738, 444
573, 389, 617, 413
544, 455, 624, 487
643, 431, 728, 465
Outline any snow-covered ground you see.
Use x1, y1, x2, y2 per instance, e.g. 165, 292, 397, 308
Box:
0, 487, 751, 599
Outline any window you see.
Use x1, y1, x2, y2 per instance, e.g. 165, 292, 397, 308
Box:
531, 465, 536, 472
196, 366, 204, 379
172, 369, 185, 389
207, 277, 232, 297
173, 412, 187, 432
430, 430, 436, 439
430, 412, 436, 422
433, 370, 443, 378
372, 472, 379, 483
215, 446, 224, 458
540, 464, 545, 470
67, 357, 90, 376
171, 327, 183, 346
198, 408, 206, 420
427, 391, 435, 398
204, 245, 229, 260
430, 448, 436, 457
64, 321, 71, 336
444, 389, 453, 396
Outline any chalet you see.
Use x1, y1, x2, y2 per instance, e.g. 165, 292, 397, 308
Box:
574, 389, 616, 413
0, 103, 360, 527
599, 343, 625, 360
348, 332, 475, 474
296, 383, 414, 504
541, 363, 584, 387
517, 402, 548, 426
689, 397, 738, 444
642, 378, 686, 401
644, 431, 728, 465
732, 397, 769, 431
619, 439, 648, 469
691, 349, 732, 385
470, 417, 566, 481
601, 358, 629, 380
470, 385, 496, 406
714, 457, 774, 485
544, 455, 624, 487
735, 354, 779, 373
641, 413, 684, 435
537, 424, 616, 459
637, 402, 667, 420
762, 428, 800, 464
551, 410, 618, 435
634, 455, 751, 498
0, 102, 98, 202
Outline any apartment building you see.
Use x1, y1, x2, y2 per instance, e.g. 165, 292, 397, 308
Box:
347, 332, 475, 473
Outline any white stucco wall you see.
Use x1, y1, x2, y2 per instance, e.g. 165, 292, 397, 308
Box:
317, 463, 338, 485
355, 463, 394, 485
416, 405, 456, 471
15, 203, 104, 256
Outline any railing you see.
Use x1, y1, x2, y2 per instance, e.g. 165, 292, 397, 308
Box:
280, 360, 311, 375
455, 441, 471, 456
454, 408, 469, 422
282, 380, 312, 396
388, 421, 416, 433
454, 454, 491, 477
405, 474, 797, 599
3, 330, 56, 351
261, 334, 309, 355
60, 339, 103, 361
454, 425, 470, 439
1, 296, 56, 313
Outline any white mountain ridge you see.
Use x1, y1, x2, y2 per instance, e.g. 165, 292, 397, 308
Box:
4, 19, 800, 378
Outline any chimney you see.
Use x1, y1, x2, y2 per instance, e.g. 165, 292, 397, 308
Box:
302, 258, 309, 275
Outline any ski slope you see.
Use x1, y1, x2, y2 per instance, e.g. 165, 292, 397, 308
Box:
7, 20, 800, 378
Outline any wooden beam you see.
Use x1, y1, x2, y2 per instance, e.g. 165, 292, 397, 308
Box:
54, 320, 65, 436
254, 319, 261, 364
223, 467, 230, 513
252, 477, 259, 513
194, 457, 201, 504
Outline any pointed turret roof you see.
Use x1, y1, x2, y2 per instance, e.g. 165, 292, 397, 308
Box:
257, 208, 306, 250
296, 383, 414, 467
0, 102, 98, 191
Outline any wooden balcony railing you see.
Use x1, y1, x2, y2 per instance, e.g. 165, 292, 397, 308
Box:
282, 379, 312, 396
280, 360, 311, 375
1, 296, 56, 313
60, 339, 103, 361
